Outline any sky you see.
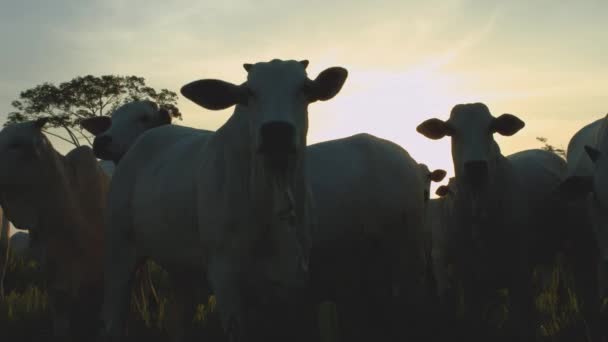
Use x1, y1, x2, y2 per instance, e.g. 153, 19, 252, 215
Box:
1, 0, 607, 205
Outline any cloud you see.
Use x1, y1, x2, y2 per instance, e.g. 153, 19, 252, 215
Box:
1, 0, 607, 184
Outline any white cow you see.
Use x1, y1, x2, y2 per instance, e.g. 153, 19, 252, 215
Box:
101, 59, 347, 342
416, 102, 577, 341
80, 100, 181, 164
82, 102, 212, 342
561, 114, 608, 308
0, 118, 109, 340
85, 106, 436, 341
307, 133, 434, 342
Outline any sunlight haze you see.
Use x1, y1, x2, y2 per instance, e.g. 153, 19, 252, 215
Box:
1, 0, 607, 197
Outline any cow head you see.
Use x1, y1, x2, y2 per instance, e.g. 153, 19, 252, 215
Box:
0, 118, 55, 230
419, 163, 447, 201
80, 100, 175, 163
582, 145, 608, 210
417, 103, 524, 195
181, 59, 348, 171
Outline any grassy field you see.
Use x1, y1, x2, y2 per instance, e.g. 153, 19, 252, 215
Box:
0, 250, 604, 342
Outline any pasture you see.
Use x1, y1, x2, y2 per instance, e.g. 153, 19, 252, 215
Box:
1, 233, 605, 342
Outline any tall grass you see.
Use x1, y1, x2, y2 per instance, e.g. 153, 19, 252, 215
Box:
0, 248, 603, 342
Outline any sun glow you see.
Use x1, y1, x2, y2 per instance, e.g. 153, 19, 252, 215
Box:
308, 63, 477, 194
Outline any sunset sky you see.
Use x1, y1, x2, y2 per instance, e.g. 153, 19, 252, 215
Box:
1, 0, 607, 197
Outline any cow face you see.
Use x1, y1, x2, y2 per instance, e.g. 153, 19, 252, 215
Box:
585, 145, 608, 210
419, 163, 447, 201
181, 59, 347, 170
81, 100, 173, 163
0, 118, 53, 187
417, 103, 524, 195
0, 118, 54, 230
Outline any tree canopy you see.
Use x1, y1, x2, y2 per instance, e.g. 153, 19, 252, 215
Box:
5, 75, 181, 147
536, 137, 566, 158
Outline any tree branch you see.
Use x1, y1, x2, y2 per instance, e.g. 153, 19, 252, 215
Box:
62, 125, 80, 147
75, 128, 93, 146
42, 130, 77, 146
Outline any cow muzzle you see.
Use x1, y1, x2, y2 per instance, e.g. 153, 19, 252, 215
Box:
463, 160, 488, 192
92, 135, 113, 161
258, 121, 297, 156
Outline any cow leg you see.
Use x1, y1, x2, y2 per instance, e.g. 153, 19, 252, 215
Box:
208, 255, 245, 342
509, 254, 535, 342
578, 261, 602, 342
597, 260, 608, 342
335, 294, 367, 342
566, 243, 602, 342
389, 214, 431, 342
100, 233, 137, 341
48, 289, 71, 342
166, 272, 209, 342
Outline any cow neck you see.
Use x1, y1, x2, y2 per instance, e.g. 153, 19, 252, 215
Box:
213, 105, 306, 220
213, 104, 311, 286
454, 154, 511, 223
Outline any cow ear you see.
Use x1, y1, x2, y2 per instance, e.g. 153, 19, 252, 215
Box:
306, 67, 348, 102
585, 145, 601, 163
158, 108, 172, 125
557, 176, 593, 200
34, 117, 49, 130
430, 169, 447, 182
181, 79, 248, 110
435, 185, 451, 197
492, 114, 525, 136
81, 116, 112, 136
243, 63, 253, 72
417, 118, 452, 140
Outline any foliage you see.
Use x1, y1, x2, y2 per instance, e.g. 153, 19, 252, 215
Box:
5, 75, 182, 147
537, 137, 566, 158
0, 255, 226, 341
2, 246, 602, 341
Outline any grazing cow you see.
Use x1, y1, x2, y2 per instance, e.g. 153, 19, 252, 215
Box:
307, 133, 435, 342
416, 102, 571, 341
82, 102, 213, 342
0, 118, 108, 340
101, 59, 347, 342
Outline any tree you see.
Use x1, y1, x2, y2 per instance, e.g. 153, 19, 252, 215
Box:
536, 137, 566, 158
5, 75, 182, 147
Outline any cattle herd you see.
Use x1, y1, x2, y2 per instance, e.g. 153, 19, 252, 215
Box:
0, 59, 607, 342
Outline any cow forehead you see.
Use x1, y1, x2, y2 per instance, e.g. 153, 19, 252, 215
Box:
112, 101, 156, 120
0, 122, 38, 144
448, 103, 494, 131
246, 59, 308, 89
